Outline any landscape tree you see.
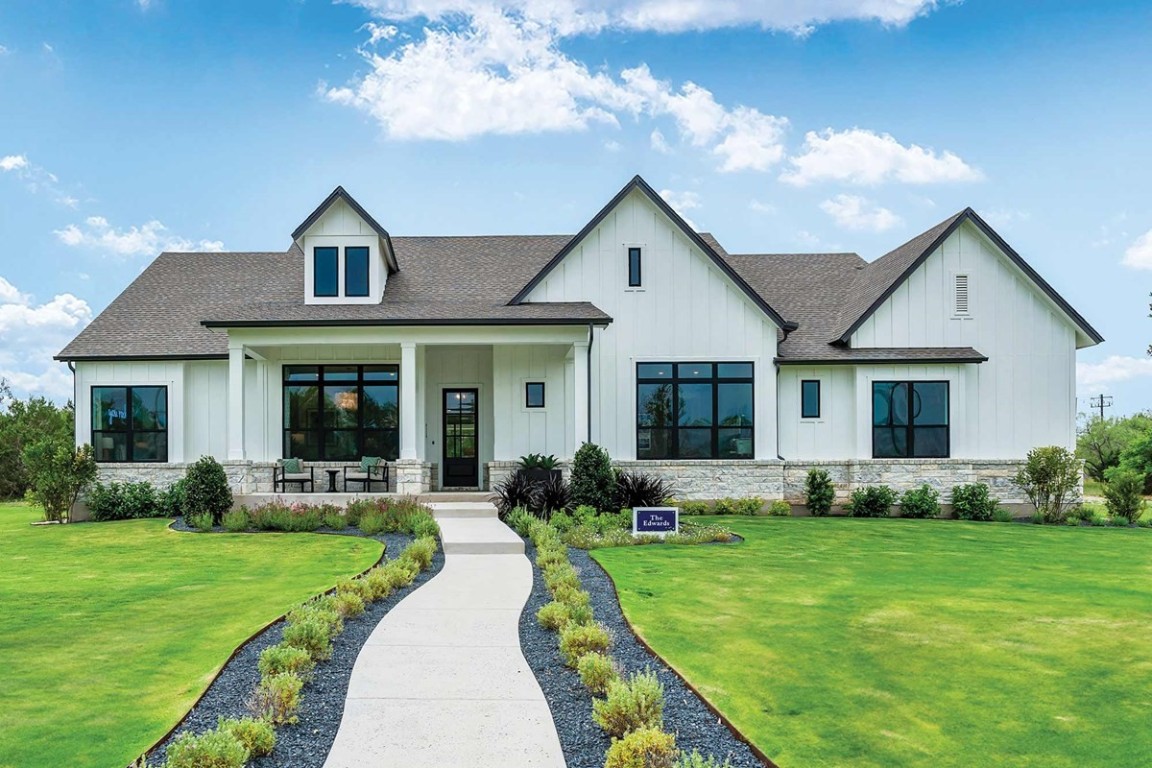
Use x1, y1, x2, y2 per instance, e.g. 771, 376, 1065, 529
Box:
0, 379, 75, 499
1076, 413, 1152, 482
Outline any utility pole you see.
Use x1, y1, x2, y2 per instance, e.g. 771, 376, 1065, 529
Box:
1089, 394, 1113, 421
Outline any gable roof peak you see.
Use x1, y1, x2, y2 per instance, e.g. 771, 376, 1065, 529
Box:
291, 185, 398, 273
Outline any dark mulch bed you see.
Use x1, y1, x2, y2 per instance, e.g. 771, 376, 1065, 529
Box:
146, 529, 444, 767
519, 540, 767, 768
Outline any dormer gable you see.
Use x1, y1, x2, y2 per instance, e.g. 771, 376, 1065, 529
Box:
293, 186, 399, 305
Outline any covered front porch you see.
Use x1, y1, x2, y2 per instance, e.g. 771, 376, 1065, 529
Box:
218, 325, 594, 494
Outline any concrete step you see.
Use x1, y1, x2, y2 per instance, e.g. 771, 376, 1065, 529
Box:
428, 502, 500, 519
436, 515, 524, 556
443, 540, 526, 555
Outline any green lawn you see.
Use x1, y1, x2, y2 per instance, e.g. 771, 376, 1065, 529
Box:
592, 518, 1152, 768
0, 502, 382, 768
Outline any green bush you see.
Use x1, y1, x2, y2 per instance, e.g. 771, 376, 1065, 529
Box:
322, 506, 347, 530
570, 442, 616, 513
577, 651, 620, 696
604, 727, 678, 768
1013, 445, 1083, 524
331, 591, 366, 618
362, 567, 394, 601
258, 643, 315, 680
410, 514, 441, 539
537, 600, 572, 631
1077, 413, 1152, 482
593, 670, 665, 737
1103, 467, 1146, 523
847, 486, 897, 518
0, 384, 74, 501
401, 536, 437, 570
990, 507, 1014, 523
159, 478, 187, 518
899, 484, 941, 519
86, 481, 163, 521
559, 622, 612, 667
676, 499, 709, 516
359, 510, 388, 535
23, 441, 97, 522
221, 508, 250, 532
951, 483, 1000, 521
163, 728, 247, 768
335, 576, 373, 601
544, 563, 581, 595
183, 456, 233, 525
536, 547, 569, 570
552, 584, 591, 609
251, 672, 303, 724
767, 500, 791, 517
732, 497, 763, 516
804, 469, 835, 517
380, 559, 419, 589
188, 513, 214, 532
505, 507, 536, 536
217, 716, 275, 757
1117, 428, 1152, 493
678, 750, 733, 768
712, 498, 737, 515
283, 617, 334, 661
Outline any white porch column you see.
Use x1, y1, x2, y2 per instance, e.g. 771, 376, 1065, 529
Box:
400, 342, 418, 460
227, 343, 246, 460
573, 340, 589, 453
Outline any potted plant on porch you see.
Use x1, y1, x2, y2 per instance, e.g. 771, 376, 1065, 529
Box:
518, 453, 562, 486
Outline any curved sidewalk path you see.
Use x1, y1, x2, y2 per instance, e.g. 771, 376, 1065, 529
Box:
323, 502, 567, 768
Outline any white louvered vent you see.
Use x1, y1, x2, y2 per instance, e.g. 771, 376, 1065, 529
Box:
954, 274, 970, 316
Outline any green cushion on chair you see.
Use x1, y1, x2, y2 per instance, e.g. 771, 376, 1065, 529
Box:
281, 458, 302, 474
360, 456, 381, 472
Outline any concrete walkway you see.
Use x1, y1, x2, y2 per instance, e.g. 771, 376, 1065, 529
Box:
323, 502, 567, 768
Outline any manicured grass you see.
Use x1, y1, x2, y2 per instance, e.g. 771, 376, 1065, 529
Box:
592, 517, 1152, 768
0, 502, 382, 768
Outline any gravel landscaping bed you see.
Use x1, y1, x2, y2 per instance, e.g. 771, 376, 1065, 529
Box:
147, 530, 444, 767
519, 541, 767, 768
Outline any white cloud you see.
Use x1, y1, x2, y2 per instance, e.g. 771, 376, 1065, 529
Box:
54, 216, 225, 258
0, 276, 92, 402
650, 129, 671, 154
1121, 230, 1152, 270
360, 21, 399, 44
1077, 355, 1152, 392
0, 153, 79, 207
603, 139, 622, 152
820, 194, 901, 232
781, 128, 983, 186
749, 199, 777, 215
0, 45, 9, 56
0, 154, 28, 171
981, 208, 1030, 228
658, 188, 701, 229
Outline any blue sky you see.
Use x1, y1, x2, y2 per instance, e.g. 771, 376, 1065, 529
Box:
1, 0, 1149, 417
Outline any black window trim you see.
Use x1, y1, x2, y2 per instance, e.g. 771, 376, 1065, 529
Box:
344, 246, 371, 298
525, 381, 546, 409
91, 384, 169, 463
313, 246, 339, 298
283, 364, 400, 461
635, 361, 755, 460
628, 246, 642, 287
871, 379, 951, 459
800, 379, 821, 419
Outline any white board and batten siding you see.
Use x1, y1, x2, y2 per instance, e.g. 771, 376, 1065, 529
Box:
301, 197, 387, 305
492, 344, 573, 460
777, 366, 855, 459
74, 361, 188, 463
523, 189, 780, 460
851, 220, 1079, 457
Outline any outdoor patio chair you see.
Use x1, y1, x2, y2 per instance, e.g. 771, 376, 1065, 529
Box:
344, 457, 389, 492
274, 458, 314, 493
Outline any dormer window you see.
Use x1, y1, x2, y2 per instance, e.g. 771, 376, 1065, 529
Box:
345, 247, 370, 297
314, 247, 338, 297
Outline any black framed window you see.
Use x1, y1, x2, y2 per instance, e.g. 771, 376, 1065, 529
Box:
283, 365, 399, 461
636, 362, 753, 460
525, 382, 545, 408
628, 247, 642, 287
314, 247, 338, 297
801, 380, 821, 419
872, 381, 949, 458
92, 386, 168, 462
345, 246, 370, 297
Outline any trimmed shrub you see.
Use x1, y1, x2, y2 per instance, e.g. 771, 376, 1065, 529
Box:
87, 481, 163, 521
217, 716, 275, 758
401, 536, 437, 570
951, 483, 999, 521
615, 471, 677, 510
732, 497, 763, 516
23, 442, 97, 523
250, 672, 303, 724
159, 478, 187, 518
603, 728, 678, 768
362, 568, 393, 600
258, 643, 315, 680
183, 456, 233, 525
221, 508, 250, 532
577, 651, 620, 696
537, 600, 572, 631
188, 513, 214, 532
322, 506, 347, 530
676, 500, 709, 516
505, 507, 536, 536
712, 498, 737, 516
559, 621, 612, 667
804, 469, 835, 517
544, 563, 581, 594
679, 750, 733, 768
331, 591, 366, 618
552, 584, 591, 609
848, 486, 897, 518
570, 442, 616, 513
990, 507, 1015, 523
164, 728, 247, 768
536, 547, 569, 570
593, 671, 665, 737
381, 559, 419, 589
899, 484, 941, 519
335, 576, 373, 601
282, 617, 334, 661
767, 500, 791, 517
359, 510, 388, 535
1103, 467, 1145, 524
1013, 445, 1082, 524
410, 514, 441, 539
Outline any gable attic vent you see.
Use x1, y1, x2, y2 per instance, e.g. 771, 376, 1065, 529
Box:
954, 274, 970, 316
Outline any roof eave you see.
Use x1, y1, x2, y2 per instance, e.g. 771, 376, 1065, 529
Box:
776, 355, 989, 366
200, 317, 613, 329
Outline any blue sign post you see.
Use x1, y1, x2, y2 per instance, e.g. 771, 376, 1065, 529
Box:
632, 506, 679, 536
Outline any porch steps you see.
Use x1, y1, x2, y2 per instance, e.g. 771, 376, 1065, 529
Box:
428, 502, 523, 555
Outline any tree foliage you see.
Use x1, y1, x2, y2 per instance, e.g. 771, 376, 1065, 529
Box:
1013, 445, 1083, 524
23, 442, 97, 522
569, 442, 616, 513
1076, 413, 1152, 482
0, 379, 75, 499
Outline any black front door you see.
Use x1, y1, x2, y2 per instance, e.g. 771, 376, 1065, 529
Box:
442, 389, 478, 487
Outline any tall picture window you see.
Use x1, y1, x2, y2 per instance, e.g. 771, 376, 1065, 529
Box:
801, 380, 821, 419
636, 362, 753, 460
345, 246, 370, 297
283, 365, 399, 461
92, 386, 168, 462
628, 247, 642, 287
313, 246, 338, 297
872, 381, 949, 458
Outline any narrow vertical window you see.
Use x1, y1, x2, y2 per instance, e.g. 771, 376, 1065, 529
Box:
954, 274, 970, 316
628, 247, 642, 287
801, 380, 821, 419
314, 247, 338, 297
525, 382, 545, 408
345, 246, 370, 297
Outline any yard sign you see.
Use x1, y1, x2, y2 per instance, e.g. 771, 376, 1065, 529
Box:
632, 506, 679, 536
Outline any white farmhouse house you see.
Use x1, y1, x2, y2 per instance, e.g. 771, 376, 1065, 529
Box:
57, 175, 1101, 502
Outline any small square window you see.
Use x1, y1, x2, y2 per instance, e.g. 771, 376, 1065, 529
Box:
628, 247, 642, 287
801, 380, 821, 419
525, 382, 545, 408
